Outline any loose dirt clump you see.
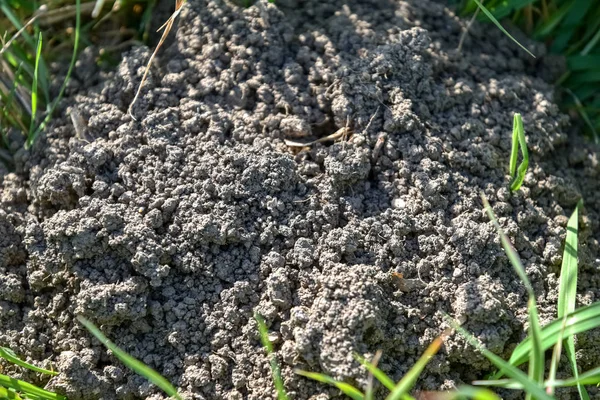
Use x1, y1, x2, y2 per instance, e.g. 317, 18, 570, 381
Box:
2, 0, 600, 399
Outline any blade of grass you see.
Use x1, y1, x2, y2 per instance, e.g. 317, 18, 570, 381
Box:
0, 386, 22, 400
27, 0, 81, 148
470, 0, 535, 58
567, 55, 600, 71
548, 366, 600, 387
525, 300, 544, 393
565, 89, 599, 142
28, 31, 42, 139
482, 195, 531, 292
0, 373, 65, 400
354, 353, 395, 391
255, 313, 288, 400
482, 195, 543, 391
362, 351, 382, 400
385, 330, 449, 400
77, 315, 182, 400
546, 318, 567, 395
0, 347, 56, 376
472, 379, 524, 389
447, 385, 502, 399
580, 28, 600, 56
488, 0, 536, 21
556, 200, 589, 400
550, 0, 594, 53
296, 370, 364, 400
509, 113, 519, 178
0, 4, 50, 106
556, 200, 580, 315
447, 318, 553, 400
533, 0, 574, 39
0, 1, 36, 50
509, 114, 529, 191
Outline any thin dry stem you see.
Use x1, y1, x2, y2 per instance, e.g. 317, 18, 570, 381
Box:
457, 8, 479, 53
128, 0, 185, 119
0, 5, 47, 57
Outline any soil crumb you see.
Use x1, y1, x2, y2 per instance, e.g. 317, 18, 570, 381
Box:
2, 0, 600, 399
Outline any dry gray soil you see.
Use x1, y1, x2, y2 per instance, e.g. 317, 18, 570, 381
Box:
2, 0, 600, 399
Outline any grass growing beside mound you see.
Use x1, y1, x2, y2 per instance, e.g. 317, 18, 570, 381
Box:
461, 0, 600, 140
0, 0, 159, 160
281, 198, 600, 399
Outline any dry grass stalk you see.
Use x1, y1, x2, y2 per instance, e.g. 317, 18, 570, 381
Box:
128, 0, 186, 119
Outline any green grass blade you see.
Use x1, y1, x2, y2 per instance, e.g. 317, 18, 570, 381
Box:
558, 201, 580, 320
453, 385, 503, 399
505, 302, 600, 370
472, 379, 524, 389
548, 366, 600, 387
546, 318, 567, 396
448, 319, 553, 400
28, 31, 42, 140
509, 114, 529, 191
385, 333, 447, 400
255, 313, 288, 400
0, 372, 65, 400
509, 114, 519, 177
27, 0, 81, 148
77, 316, 182, 400
567, 70, 600, 84
470, 0, 535, 58
556, 201, 589, 400
488, 0, 535, 21
567, 55, 600, 71
296, 370, 364, 400
533, 0, 574, 39
482, 195, 532, 293
565, 89, 599, 142
482, 195, 544, 389
0, 2, 36, 49
0, 347, 56, 376
354, 353, 395, 391
419, 385, 501, 400
550, 0, 593, 53
0, 386, 22, 399
581, 28, 600, 56
526, 299, 544, 391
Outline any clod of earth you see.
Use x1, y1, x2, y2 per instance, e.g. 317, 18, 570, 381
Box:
1, 0, 600, 399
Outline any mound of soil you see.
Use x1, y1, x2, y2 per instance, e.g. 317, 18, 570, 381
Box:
2, 0, 600, 398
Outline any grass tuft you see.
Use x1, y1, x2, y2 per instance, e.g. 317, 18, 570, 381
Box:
296, 332, 447, 400
461, 0, 600, 138
0, 0, 160, 157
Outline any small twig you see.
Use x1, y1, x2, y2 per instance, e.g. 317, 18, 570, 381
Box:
457, 8, 479, 53
128, 0, 186, 119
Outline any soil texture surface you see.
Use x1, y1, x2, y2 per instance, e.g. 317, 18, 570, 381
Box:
2, 0, 600, 399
